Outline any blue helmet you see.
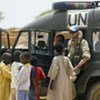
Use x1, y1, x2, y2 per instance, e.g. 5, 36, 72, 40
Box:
69, 25, 79, 33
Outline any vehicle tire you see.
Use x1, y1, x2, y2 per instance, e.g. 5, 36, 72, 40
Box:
86, 82, 100, 100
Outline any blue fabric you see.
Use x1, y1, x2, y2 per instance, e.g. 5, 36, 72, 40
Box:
29, 66, 35, 89
69, 25, 79, 32
17, 90, 29, 100
29, 89, 36, 100
52, 2, 75, 10
29, 66, 36, 100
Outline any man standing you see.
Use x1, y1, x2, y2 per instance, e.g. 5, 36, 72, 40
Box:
68, 25, 91, 75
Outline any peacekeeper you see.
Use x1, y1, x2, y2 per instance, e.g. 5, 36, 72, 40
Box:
67, 25, 91, 75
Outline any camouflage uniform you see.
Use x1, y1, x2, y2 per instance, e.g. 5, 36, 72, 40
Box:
67, 34, 91, 99
67, 36, 91, 74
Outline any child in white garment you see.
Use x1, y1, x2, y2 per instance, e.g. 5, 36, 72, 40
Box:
17, 52, 32, 100
10, 50, 22, 100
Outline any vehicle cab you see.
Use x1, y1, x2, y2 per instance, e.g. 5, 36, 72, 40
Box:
12, 1, 100, 99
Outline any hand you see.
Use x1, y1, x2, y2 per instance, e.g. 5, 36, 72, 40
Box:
70, 70, 77, 81
73, 66, 78, 72
70, 75, 77, 81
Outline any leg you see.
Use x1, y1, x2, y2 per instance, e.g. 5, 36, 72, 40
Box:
29, 89, 36, 100
17, 90, 25, 100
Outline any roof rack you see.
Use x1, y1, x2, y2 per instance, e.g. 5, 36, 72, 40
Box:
52, 1, 100, 10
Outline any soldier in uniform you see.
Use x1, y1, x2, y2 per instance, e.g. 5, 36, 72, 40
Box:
67, 25, 91, 75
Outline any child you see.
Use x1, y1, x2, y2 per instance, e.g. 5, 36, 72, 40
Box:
0, 48, 10, 61
10, 50, 22, 100
17, 52, 33, 100
47, 43, 73, 100
30, 56, 46, 100
0, 52, 12, 100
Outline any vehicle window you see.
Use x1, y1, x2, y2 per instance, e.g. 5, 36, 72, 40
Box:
31, 31, 49, 54
15, 32, 28, 49
93, 31, 100, 52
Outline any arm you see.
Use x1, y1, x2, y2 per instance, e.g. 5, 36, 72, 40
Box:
40, 69, 46, 86
40, 67, 46, 79
73, 57, 89, 71
67, 57, 74, 75
50, 79, 54, 90
48, 57, 58, 80
1, 65, 11, 79
66, 57, 77, 81
47, 57, 58, 89
74, 39, 91, 73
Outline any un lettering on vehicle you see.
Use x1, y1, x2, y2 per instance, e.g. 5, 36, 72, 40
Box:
67, 10, 89, 27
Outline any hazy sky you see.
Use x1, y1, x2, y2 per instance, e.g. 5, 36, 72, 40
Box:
0, 0, 95, 28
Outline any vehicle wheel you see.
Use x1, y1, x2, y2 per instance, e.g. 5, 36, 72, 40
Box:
86, 82, 100, 100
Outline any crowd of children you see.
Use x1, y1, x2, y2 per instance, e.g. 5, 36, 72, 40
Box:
0, 43, 74, 100
0, 49, 46, 100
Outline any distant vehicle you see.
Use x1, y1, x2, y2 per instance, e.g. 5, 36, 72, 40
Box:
12, 1, 100, 100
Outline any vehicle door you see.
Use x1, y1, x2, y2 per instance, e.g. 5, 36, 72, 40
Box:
30, 31, 54, 75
